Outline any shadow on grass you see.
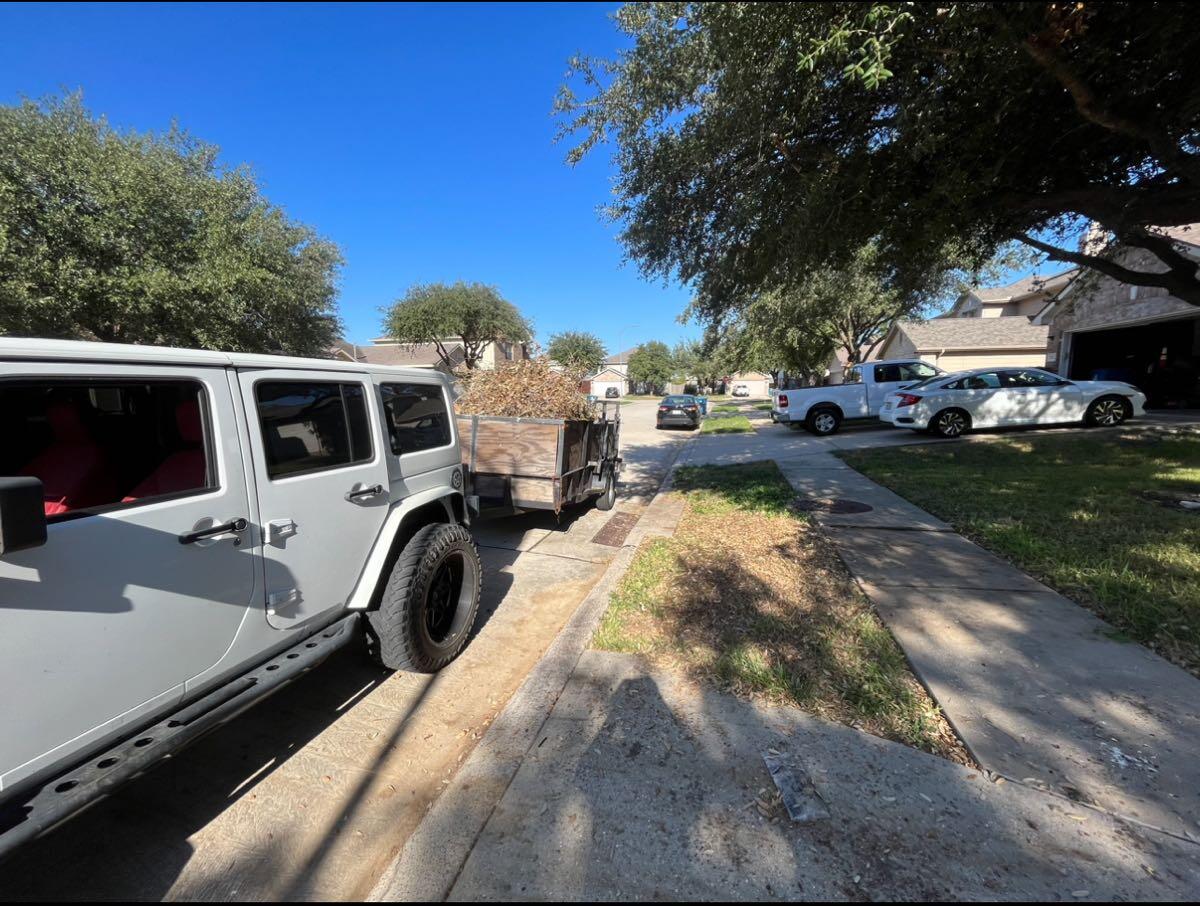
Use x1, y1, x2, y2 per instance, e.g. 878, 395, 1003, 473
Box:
597, 461, 966, 759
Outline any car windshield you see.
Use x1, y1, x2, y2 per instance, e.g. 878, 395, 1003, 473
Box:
662, 396, 694, 406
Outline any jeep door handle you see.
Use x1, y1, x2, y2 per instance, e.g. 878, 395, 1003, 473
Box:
179, 518, 249, 545
346, 483, 385, 501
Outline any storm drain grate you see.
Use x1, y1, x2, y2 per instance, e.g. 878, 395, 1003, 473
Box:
592, 512, 642, 547
790, 497, 874, 515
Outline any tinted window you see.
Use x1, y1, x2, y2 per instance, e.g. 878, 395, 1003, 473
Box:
256, 381, 373, 479
381, 383, 452, 455
662, 396, 695, 406
1002, 369, 1061, 388
945, 373, 1001, 390
875, 362, 940, 383
1, 380, 213, 519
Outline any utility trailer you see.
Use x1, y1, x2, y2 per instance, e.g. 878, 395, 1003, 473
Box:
458, 401, 622, 515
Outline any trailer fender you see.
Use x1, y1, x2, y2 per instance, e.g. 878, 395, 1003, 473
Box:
346, 487, 465, 611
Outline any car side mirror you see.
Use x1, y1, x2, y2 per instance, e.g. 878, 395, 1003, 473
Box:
0, 477, 48, 555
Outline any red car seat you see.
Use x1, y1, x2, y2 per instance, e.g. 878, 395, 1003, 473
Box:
122, 399, 207, 502
20, 402, 116, 517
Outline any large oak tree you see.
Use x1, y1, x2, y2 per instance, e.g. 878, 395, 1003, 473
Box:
559, 2, 1200, 312
0, 94, 343, 355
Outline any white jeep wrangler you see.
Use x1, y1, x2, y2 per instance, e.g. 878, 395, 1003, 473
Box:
0, 338, 481, 855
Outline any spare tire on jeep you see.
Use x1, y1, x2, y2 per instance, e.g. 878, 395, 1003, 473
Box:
366, 522, 482, 673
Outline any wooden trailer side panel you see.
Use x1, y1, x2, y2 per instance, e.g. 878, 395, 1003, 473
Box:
458, 417, 561, 478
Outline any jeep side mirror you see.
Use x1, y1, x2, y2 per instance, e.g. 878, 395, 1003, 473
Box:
0, 477, 48, 555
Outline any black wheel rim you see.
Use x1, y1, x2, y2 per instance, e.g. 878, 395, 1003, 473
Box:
425, 553, 465, 643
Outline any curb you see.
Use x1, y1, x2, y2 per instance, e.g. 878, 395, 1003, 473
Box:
367, 435, 694, 901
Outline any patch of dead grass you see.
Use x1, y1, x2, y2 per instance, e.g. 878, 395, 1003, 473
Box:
595, 462, 972, 764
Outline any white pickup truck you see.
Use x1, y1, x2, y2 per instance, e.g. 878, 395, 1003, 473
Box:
774, 359, 945, 435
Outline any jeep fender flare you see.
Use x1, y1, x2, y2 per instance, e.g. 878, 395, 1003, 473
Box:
346, 487, 466, 611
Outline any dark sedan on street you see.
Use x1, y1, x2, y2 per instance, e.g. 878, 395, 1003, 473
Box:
656, 395, 701, 430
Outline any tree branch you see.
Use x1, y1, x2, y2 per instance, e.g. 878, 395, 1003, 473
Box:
1016, 232, 1200, 307
1021, 31, 1200, 186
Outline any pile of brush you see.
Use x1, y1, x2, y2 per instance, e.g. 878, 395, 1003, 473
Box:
454, 357, 596, 420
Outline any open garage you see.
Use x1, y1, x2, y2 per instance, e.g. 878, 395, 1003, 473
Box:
1064, 314, 1200, 408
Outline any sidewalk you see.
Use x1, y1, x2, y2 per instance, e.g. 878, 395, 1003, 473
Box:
439, 650, 1200, 901
770, 449, 1200, 842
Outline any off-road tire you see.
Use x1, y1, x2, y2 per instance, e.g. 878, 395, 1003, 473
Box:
805, 407, 842, 436
1086, 396, 1131, 428
366, 522, 481, 673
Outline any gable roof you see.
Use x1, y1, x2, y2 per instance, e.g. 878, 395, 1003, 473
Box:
603, 347, 639, 366
590, 368, 626, 382
971, 269, 1078, 304
329, 340, 464, 369
889, 316, 1049, 352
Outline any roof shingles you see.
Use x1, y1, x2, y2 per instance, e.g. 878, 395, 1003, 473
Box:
895, 316, 1049, 350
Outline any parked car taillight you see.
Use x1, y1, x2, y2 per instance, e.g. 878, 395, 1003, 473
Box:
686, 405, 698, 411
659, 405, 670, 412
896, 393, 922, 408
778, 394, 788, 407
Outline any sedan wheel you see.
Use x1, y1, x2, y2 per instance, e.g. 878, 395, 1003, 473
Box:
932, 409, 969, 438
1088, 397, 1129, 427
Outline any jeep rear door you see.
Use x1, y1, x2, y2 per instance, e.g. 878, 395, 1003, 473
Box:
0, 363, 257, 795
238, 369, 389, 630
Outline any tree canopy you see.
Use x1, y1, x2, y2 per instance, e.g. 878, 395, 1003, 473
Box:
559, 2, 1200, 310
626, 340, 674, 391
381, 281, 532, 370
547, 330, 607, 374
0, 94, 343, 355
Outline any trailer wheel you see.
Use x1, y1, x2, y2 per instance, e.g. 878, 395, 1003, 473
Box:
366, 523, 481, 673
595, 470, 617, 511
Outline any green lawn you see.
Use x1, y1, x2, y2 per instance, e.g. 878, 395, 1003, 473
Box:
842, 431, 1200, 674
701, 414, 754, 434
593, 462, 968, 760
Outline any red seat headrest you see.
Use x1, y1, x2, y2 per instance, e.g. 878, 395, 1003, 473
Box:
176, 399, 203, 445
46, 402, 89, 442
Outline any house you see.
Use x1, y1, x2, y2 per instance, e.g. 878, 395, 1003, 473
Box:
874, 317, 1051, 371
1036, 225, 1200, 407
329, 337, 526, 373
871, 267, 1078, 373
586, 347, 638, 397
725, 371, 772, 397
589, 368, 629, 398
941, 269, 1077, 319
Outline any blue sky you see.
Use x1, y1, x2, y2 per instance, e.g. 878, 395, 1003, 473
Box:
0, 2, 694, 353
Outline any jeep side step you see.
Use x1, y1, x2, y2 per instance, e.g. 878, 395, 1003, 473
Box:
0, 613, 360, 860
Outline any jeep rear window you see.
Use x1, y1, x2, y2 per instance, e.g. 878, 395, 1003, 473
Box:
255, 381, 373, 479
0, 379, 214, 519
380, 382, 452, 455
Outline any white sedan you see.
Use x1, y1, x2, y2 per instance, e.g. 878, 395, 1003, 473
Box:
878, 367, 1146, 438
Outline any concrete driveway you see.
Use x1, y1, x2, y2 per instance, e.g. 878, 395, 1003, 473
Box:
0, 401, 686, 901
